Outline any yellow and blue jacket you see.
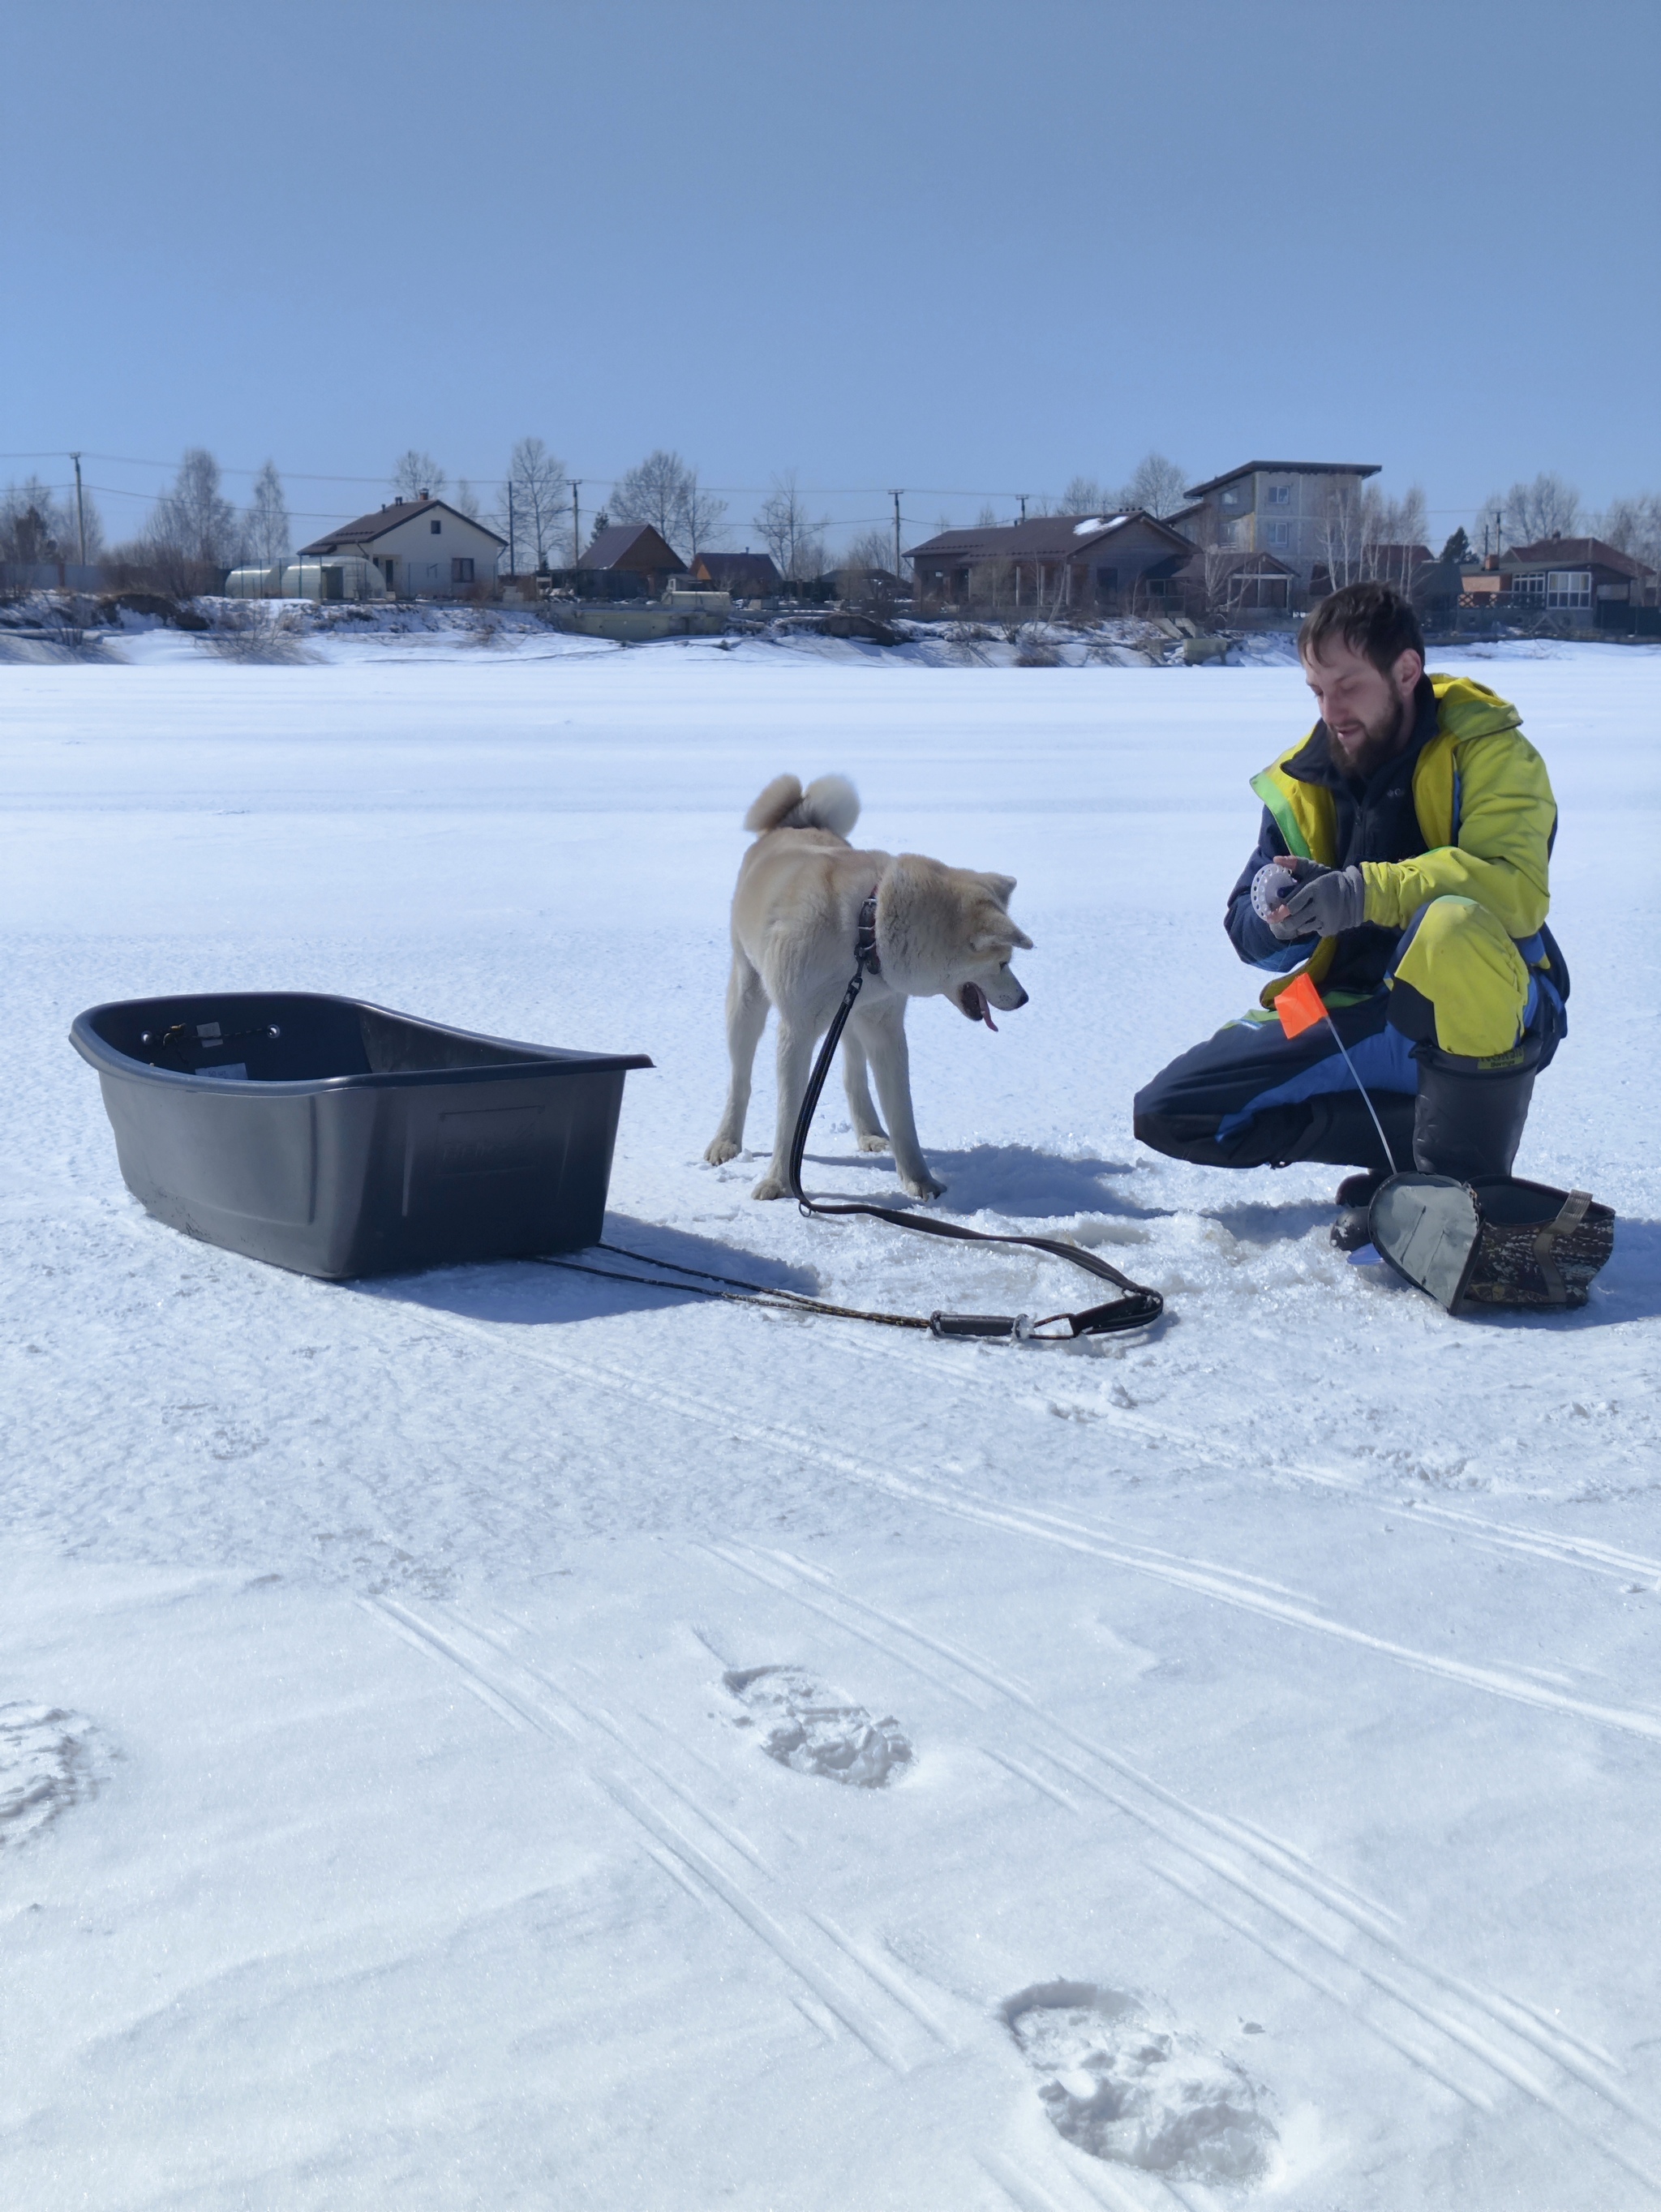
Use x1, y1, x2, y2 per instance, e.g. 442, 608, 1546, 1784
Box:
1225, 673, 1566, 1040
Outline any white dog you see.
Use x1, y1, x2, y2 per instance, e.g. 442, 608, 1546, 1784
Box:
705, 774, 1032, 1201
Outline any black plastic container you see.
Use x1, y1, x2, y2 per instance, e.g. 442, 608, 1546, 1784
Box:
71, 992, 652, 1280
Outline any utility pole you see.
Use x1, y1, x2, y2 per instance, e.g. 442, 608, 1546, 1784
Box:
507, 480, 517, 577
571, 481, 581, 566
891, 490, 903, 584
70, 452, 86, 565
1018, 494, 1028, 521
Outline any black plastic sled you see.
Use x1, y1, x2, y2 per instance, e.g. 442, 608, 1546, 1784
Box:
1369, 1173, 1615, 1315
71, 992, 652, 1280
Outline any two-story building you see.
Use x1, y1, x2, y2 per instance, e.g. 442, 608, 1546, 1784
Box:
1174, 461, 1381, 591
905, 510, 1197, 614
296, 495, 505, 598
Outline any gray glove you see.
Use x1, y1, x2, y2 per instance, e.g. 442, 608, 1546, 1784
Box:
1275, 860, 1367, 939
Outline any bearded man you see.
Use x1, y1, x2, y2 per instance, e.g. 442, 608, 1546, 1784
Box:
1132, 581, 1568, 1248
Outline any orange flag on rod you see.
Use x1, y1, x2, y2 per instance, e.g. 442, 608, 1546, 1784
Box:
1275, 970, 1328, 1040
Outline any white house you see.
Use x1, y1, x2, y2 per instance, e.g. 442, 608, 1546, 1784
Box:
296, 495, 506, 598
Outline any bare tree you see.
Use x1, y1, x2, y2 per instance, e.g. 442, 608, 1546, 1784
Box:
147, 448, 243, 592
834, 525, 900, 612
1315, 482, 1387, 590
753, 472, 830, 583
1124, 452, 1188, 518
1595, 491, 1661, 572
1475, 472, 1581, 554
1, 474, 70, 567
1362, 484, 1428, 586
613, 450, 685, 543
246, 461, 290, 564
496, 436, 569, 569
682, 470, 727, 560
612, 448, 725, 559
2, 474, 107, 564
392, 450, 447, 501
452, 479, 483, 521
1058, 475, 1112, 515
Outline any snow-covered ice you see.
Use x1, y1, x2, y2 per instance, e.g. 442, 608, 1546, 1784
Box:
2, 634, 1659, 2208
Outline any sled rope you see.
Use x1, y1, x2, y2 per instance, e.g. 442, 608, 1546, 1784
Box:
528, 1246, 933, 1331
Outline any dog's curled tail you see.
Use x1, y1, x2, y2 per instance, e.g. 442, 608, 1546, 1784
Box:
743, 773, 861, 839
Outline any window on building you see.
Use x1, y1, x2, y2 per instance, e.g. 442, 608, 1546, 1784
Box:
1266, 484, 1292, 507
1513, 574, 1547, 598
452, 557, 474, 584
1221, 491, 1240, 508
1095, 566, 1118, 595
1546, 570, 1591, 609
430, 518, 442, 534
1265, 521, 1292, 548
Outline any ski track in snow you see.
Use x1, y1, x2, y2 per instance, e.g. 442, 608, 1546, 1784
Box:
387, 1301, 1661, 1749
700, 1544, 1661, 2197
364, 1594, 946, 2077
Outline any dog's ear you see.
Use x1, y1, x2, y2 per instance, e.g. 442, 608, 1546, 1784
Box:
977, 872, 1017, 909
972, 924, 1034, 954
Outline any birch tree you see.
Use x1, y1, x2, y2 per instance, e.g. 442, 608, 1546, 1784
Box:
246, 461, 290, 564
1124, 452, 1188, 518
753, 472, 829, 581
496, 437, 569, 568
392, 450, 447, 500
148, 449, 243, 591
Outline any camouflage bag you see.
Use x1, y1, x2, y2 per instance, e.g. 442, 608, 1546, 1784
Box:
1369, 1174, 1616, 1316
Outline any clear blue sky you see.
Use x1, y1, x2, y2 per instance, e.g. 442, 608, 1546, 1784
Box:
4, 0, 1656, 550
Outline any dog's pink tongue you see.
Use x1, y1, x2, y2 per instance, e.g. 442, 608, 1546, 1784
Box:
981, 1003, 998, 1032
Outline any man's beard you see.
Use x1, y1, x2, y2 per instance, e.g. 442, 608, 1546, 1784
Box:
1327, 695, 1408, 780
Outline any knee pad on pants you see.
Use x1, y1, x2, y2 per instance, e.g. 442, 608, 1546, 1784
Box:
1391, 896, 1531, 1061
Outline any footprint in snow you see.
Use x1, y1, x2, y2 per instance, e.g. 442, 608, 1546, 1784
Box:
1002, 1981, 1277, 2186
723, 1665, 912, 1787
0, 1704, 111, 1851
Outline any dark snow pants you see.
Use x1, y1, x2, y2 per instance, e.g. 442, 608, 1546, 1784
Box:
1132, 993, 1420, 1172
1135, 960, 1562, 1173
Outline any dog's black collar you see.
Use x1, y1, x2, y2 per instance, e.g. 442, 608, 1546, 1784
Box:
856, 890, 881, 975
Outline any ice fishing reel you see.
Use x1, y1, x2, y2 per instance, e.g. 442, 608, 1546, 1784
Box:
1250, 862, 1300, 923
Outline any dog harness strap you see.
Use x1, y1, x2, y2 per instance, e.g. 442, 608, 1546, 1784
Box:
856, 890, 881, 975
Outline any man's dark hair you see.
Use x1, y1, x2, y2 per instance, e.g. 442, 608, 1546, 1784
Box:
1298, 580, 1424, 675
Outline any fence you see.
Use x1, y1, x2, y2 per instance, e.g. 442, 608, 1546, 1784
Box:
1594, 602, 1661, 637
2, 560, 108, 593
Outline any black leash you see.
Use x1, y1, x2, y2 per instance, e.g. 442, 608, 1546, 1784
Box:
783, 895, 1164, 1342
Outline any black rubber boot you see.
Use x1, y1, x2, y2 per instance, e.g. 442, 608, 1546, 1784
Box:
1331, 1170, 1389, 1251
1412, 1048, 1537, 1181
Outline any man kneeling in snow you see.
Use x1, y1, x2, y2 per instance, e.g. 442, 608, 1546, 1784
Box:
1133, 581, 1569, 1248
